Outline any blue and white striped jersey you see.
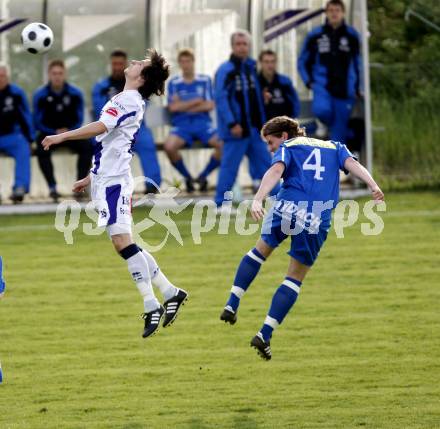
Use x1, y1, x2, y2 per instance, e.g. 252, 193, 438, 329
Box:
92, 90, 145, 177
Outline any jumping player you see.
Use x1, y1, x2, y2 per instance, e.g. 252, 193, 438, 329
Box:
220, 116, 384, 360
42, 50, 188, 338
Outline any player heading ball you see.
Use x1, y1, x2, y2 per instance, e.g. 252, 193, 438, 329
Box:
42, 50, 188, 338
221, 115, 384, 360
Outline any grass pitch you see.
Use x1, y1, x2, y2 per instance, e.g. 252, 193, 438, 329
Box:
0, 192, 439, 429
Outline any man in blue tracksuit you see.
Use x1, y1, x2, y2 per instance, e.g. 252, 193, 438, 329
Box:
214, 30, 274, 207
298, 0, 361, 144
0, 64, 33, 203
33, 59, 92, 201
92, 49, 161, 193
258, 49, 300, 121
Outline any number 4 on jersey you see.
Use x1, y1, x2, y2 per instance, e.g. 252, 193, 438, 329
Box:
302, 148, 325, 180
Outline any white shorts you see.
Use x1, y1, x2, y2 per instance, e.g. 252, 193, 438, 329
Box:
91, 173, 133, 236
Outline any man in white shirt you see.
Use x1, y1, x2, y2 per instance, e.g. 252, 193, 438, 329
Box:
42, 50, 188, 338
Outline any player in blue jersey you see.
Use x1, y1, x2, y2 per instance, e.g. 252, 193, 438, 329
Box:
165, 49, 221, 193
220, 116, 384, 360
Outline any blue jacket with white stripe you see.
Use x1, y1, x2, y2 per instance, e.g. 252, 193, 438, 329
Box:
0, 83, 35, 142
298, 20, 361, 99
214, 55, 266, 140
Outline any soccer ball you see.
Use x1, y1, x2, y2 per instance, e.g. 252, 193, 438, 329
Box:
21, 22, 54, 54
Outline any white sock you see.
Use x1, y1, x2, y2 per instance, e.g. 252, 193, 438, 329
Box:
141, 249, 178, 301
126, 251, 160, 312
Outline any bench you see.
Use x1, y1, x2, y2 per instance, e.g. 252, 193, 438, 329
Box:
0, 100, 363, 201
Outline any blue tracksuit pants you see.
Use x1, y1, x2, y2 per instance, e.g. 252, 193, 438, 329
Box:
0, 132, 31, 192
134, 124, 161, 188
215, 127, 274, 206
312, 85, 354, 144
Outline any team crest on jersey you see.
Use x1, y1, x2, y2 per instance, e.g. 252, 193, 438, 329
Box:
105, 107, 118, 117
272, 88, 284, 104
2, 96, 14, 113
339, 37, 350, 52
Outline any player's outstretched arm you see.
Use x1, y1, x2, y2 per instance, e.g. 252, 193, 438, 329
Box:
41, 121, 107, 151
251, 162, 285, 221
344, 157, 384, 202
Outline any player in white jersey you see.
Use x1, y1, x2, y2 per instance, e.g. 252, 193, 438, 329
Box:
42, 50, 188, 338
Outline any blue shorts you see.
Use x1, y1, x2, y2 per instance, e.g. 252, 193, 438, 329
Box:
171, 123, 217, 147
261, 207, 329, 267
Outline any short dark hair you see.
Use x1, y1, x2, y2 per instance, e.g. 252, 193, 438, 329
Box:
138, 49, 170, 100
325, 0, 345, 12
258, 49, 277, 62
177, 48, 195, 61
110, 49, 127, 59
48, 59, 65, 70
261, 116, 306, 139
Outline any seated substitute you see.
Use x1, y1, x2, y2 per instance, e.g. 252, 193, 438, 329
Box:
0, 63, 33, 203
165, 49, 221, 193
92, 49, 161, 194
33, 59, 92, 201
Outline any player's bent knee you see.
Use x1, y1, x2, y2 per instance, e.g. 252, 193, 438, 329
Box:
111, 233, 133, 252
287, 258, 310, 282
164, 138, 183, 160
208, 136, 221, 149
255, 239, 274, 259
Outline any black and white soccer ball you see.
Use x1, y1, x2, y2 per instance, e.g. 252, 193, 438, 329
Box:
21, 22, 54, 54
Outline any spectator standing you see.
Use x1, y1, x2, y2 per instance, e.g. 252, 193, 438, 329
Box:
298, 0, 361, 144
33, 60, 92, 201
258, 49, 300, 120
214, 30, 275, 207
165, 49, 221, 193
0, 63, 33, 203
92, 49, 162, 194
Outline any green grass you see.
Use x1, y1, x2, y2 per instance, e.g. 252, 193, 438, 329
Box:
372, 97, 440, 190
1, 192, 440, 428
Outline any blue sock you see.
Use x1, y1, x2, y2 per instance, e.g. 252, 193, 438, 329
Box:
198, 156, 220, 179
225, 248, 266, 312
260, 277, 302, 342
172, 158, 191, 179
